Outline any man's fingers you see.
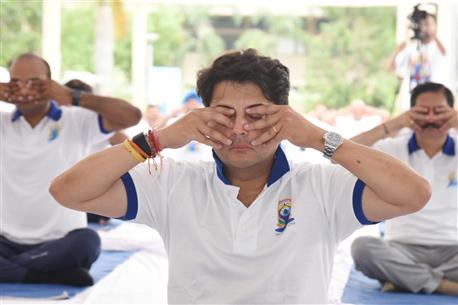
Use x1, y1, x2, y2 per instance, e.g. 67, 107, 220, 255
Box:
251, 125, 281, 146
245, 104, 279, 115
195, 133, 223, 149
433, 111, 453, 121
211, 106, 235, 116
409, 112, 427, 121
244, 113, 280, 131
434, 105, 450, 114
206, 111, 233, 128
439, 117, 454, 132
411, 106, 428, 114
198, 123, 232, 146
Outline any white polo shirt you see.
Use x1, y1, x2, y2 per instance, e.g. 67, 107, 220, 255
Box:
373, 133, 457, 245
121, 147, 372, 304
0, 101, 113, 244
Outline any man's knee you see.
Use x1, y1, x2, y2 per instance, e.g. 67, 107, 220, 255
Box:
65, 229, 101, 261
351, 236, 382, 267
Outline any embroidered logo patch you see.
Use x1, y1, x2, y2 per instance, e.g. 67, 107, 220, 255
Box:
275, 198, 295, 234
48, 125, 60, 142
448, 171, 457, 188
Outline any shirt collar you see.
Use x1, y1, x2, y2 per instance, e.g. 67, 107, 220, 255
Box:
11, 100, 62, 122
213, 145, 290, 187
408, 133, 455, 156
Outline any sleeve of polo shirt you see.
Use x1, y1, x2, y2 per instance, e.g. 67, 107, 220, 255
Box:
120, 159, 176, 238
74, 107, 113, 146
309, 164, 373, 243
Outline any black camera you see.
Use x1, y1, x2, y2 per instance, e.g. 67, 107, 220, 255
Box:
408, 4, 428, 40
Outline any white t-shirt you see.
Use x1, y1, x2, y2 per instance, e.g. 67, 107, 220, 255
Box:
374, 133, 457, 245
0, 101, 113, 244
120, 147, 371, 304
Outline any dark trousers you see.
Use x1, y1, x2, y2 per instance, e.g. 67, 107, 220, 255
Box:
0, 228, 101, 282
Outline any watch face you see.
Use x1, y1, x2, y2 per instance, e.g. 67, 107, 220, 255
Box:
325, 132, 343, 147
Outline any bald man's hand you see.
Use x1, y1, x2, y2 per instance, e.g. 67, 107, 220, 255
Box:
0, 81, 34, 105
0, 82, 13, 103
29, 79, 73, 106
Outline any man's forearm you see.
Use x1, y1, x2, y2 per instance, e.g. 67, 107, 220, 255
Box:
310, 135, 430, 209
350, 124, 389, 146
50, 144, 139, 206
338, 141, 429, 208
79, 94, 142, 129
351, 115, 406, 146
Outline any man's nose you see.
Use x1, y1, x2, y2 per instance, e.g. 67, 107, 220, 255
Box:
232, 115, 248, 136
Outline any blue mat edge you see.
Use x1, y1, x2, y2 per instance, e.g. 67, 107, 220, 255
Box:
341, 266, 458, 305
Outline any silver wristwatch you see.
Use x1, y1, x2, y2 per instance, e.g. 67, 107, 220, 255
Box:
323, 131, 344, 160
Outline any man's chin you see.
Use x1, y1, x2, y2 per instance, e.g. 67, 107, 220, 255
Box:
215, 151, 256, 168
17, 100, 48, 112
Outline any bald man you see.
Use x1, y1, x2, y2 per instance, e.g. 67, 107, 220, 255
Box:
0, 53, 141, 286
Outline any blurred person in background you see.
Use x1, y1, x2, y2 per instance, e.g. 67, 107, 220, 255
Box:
388, 6, 449, 94
0, 53, 141, 286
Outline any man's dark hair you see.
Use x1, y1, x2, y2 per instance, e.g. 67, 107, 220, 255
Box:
64, 79, 93, 93
9, 53, 52, 79
196, 49, 290, 107
410, 82, 454, 107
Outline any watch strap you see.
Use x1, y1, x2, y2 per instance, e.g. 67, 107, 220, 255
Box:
72, 89, 83, 106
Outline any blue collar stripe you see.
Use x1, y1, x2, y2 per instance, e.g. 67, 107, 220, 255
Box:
212, 151, 233, 185
213, 146, 290, 187
407, 133, 420, 154
442, 135, 455, 156
11, 100, 62, 122
408, 133, 455, 156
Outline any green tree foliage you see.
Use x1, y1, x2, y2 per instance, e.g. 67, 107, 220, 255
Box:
61, 5, 95, 73
1, 3, 398, 111
0, 0, 42, 66
303, 7, 398, 110
235, 29, 276, 56
148, 5, 193, 66
148, 5, 224, 67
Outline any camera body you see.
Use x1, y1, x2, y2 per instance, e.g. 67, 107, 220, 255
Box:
408, 4, 428, 40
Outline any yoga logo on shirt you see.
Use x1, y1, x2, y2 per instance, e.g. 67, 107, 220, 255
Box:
48, 125, 60, 142
447, 171, 457, 188
275, 198, 295, 234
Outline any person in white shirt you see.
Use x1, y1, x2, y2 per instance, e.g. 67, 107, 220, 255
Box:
0, 53, 141, 287
388, 12, 450, 92
50, 49, 431, 304
351, 82, 458, 296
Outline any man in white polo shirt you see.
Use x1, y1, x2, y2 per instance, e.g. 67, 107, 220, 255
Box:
351, 82, 458, 295
50, 49, 431, 303
0, 53, 141, 286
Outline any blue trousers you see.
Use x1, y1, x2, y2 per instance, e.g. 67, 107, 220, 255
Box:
0, 228, 101, 282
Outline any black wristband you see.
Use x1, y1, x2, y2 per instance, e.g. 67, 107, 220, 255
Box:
72, 89, 83, 106
132, 132, 152, 157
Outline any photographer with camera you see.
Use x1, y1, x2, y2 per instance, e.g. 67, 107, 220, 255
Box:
388, 5, 449, 93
